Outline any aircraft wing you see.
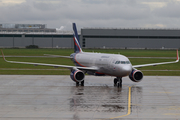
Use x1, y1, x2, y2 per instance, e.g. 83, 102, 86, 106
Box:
133, 50, 179, 68
44, 54, 73, 58
1, 50, 98, 72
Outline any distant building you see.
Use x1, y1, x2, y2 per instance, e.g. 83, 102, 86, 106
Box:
81, 28, 180, 49
0, 24, 56, 32
0, 26, 180, 49
0, 24, 46, 29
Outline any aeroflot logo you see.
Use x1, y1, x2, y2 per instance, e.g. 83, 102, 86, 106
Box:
73, 33, 82, 52
73, 36, 80, 46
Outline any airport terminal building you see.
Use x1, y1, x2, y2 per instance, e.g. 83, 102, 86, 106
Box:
0, 24, 180, 49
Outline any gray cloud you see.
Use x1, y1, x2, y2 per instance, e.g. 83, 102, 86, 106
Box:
0, 0, 180, 30
154, 2, 180, 18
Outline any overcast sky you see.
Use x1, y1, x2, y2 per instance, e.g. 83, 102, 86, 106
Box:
0, 0, 180, 30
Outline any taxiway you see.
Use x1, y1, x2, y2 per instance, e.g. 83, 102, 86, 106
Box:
0, 75, 180, 120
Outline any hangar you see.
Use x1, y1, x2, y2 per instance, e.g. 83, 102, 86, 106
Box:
81, 28, 180, 49
0, 32, 74, 48
0, 27, 180, 49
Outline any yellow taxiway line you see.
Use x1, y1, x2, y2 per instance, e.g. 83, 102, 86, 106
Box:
99, 86, 132, 120
109, 86, 132, 119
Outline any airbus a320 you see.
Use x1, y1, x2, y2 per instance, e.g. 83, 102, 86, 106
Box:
1, 23, 179, 87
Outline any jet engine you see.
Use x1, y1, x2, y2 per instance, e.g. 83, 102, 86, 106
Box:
70, 69, 85, 83
129, 68, 143, 82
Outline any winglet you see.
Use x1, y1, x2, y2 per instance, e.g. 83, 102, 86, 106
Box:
176, 49, 179, 62
1, 49, 6, 61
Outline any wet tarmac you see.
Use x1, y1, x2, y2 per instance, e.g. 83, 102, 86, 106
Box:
0, 75, 180, 120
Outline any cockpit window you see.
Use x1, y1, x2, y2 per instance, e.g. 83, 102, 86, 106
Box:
115, 61, 120, 64
115, 61, 130, 64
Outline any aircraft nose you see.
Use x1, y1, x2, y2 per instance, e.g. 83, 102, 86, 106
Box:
122, 65, 132, 75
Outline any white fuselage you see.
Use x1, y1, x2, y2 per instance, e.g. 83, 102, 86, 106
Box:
73, 52, 132, 77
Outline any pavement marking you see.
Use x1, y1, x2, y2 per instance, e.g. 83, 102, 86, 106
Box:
98, 86, 132, 120
142, 70, 180, 71
160, 106, 180, 110
164, 113, 180, 116
150, 92, 173, 94
109, 86, 132, 119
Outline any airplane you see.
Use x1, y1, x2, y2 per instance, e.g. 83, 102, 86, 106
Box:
1, 23, 179, 87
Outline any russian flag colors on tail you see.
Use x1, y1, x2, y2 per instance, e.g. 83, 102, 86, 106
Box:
73, 23, 82, 53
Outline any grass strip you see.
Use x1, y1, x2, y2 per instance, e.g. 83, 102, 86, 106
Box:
0, 49, 179, 75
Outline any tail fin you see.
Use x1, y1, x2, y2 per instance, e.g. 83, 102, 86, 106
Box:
72, 23, 82, 53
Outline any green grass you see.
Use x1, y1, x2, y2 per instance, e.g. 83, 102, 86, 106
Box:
0, 70, 70, 75
1, 48, 74, 56
141, 71, 180, 76
1, 48, 177, 57
83, 49, 177, 57
130, 58, 180, 70
0, 48, 179, 76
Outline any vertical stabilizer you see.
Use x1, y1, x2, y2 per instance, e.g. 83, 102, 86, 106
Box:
73, 23, 82, 53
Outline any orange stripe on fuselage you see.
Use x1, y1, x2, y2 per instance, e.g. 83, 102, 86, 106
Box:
74, 53, 86, 67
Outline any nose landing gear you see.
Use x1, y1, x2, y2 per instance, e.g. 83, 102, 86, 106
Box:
114, 77, 122, 87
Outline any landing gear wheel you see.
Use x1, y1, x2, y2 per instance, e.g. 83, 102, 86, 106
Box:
119, 79, 122, 88
118, 78, 122, 88
81, 81, 84, 86
117, 83, 120, 87
76, 82, 79, 86
114, 78, 118, 86
115, 77, 122, 88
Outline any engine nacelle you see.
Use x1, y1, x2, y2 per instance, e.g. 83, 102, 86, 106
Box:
129, 69, 143, 82
70, 70, 85, 83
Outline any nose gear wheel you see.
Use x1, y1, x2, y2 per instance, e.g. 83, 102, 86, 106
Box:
114, 77, 122, 88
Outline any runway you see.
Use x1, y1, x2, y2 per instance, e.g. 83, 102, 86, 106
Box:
0, 75, 180, 120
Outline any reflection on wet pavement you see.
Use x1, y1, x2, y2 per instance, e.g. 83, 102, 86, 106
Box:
0, 75, 180, 120
69, 86, 128, 116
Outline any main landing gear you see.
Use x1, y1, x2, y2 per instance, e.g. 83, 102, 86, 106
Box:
114, 77, 122, 88
76, 80, 84, 86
